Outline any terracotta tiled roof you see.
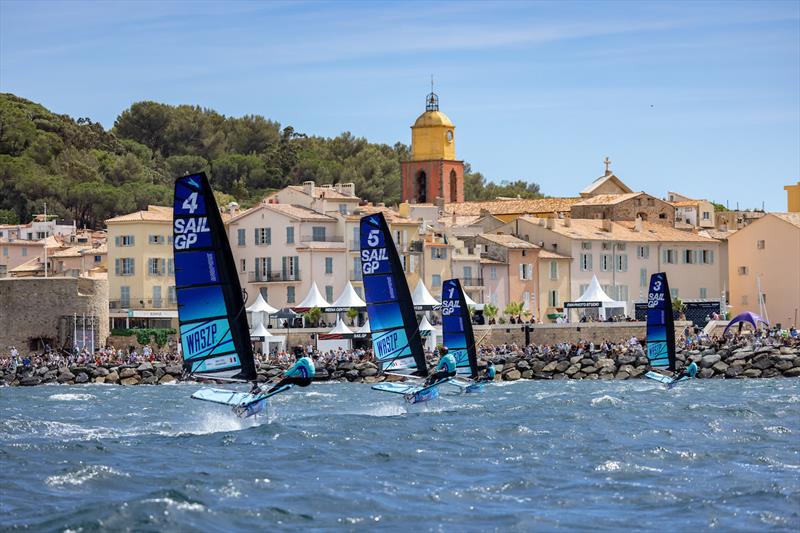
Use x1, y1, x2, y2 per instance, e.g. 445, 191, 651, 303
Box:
671, 200, 702, 207
350, 205, 418, 224
772, 212, 800, 229
445, 197, 579, 216
106, 205, 172, 223
573, 193, 642, 206
478, 233, 540, 249
285, 185, 357, 200
580, 173, 633, 195
699, 229, 737, 240
538, 249, 572, 260
518, 216, 717, 243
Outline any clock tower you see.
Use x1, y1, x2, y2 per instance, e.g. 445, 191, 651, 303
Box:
401, 91, 464, 204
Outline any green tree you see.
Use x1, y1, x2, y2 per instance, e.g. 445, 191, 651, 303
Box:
346, 307, 359, 326
483, 303, 499, 322
304, 306, 322, 327
0, 208, 18, 224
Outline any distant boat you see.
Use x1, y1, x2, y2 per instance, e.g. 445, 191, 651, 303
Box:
643, 272, 687, 387
441, 278, 485, 393
173, 172, 292, 417
359, 213, 438, 403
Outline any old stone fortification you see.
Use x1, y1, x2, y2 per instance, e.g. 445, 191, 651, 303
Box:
0, 277, 108, 350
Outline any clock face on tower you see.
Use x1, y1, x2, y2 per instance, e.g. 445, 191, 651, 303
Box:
446, 130, 453, 143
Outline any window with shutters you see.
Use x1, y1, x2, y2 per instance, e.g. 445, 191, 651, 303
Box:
637, 245, 649, 259
119, 258, 135, 276
286, 226, 295, 244
580, 253, 593, 271
287, 286, 295, 303
325, 257, 333, 274
665, 249, 677, 264
237, 229, 245, 246
600, 254, 611, 272
617, 285, 628, 302
325, 285, 334, 302
168, 258, 174, 275
670, 288, 678, 298
119, 235, 135, 247
259, 287, 268, 300
255, 227, 271, 245
240, 258, 246, 273
168, 286, 176, 304
152, 286, 162, 308
431, 247, 447, 260
463, 266, 473, 280
581, 242, 592, 250
738, 266, 749, 275
616, 254, 628, 272
701, 249, 714, 264
700, 288, 707, 299
757, 240, 765, 250
21, 247, 27, 257
148, 258, 165, 276
120, 286, 130, 307
490, 266, 497, 280
640, 268, 647, 287
519, 263, 533, 280
432, 274, 441, 287
549, 260, 558, 280
683, 249, 695, 264
148, 235, 165, 245
312, 226, 326, 241
548, 289, 559, 307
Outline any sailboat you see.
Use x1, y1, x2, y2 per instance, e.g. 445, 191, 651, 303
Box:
173, 172, 293, 417
440, 278, 485, 393
359, 213, 438, 403
643, 272, 688, 387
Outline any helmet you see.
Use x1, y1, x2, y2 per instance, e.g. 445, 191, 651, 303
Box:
440, 346, 449, 355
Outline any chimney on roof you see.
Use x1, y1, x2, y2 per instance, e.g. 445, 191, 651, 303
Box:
538, 218, 546, 227
545, 218, 555, 229
303, 180, 315, 198
340, 182, 355, 197
563, 216, 571, 227
634, 216, 643, 232
602, 218, 613, 232
436, 197, 445, 211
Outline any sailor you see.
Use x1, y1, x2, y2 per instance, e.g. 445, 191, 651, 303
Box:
478, 360, 496, 382
262, 347, 316, 393
672, 361, 698, 383
424, 347, 457, 386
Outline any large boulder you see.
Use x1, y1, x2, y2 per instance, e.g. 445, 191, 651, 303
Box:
345, 369, 360, 381
159, 374, 177, 384
74, 372, 89, 384
712, 361, 729, 374
617, 355, 636, 366
503, 369, 521, 381
615, 371, 630, 380
20, 375, 41, 386
742, 368, 762, 378
572, 371, 586, 379
57, 370, 76, 383
360, 367, 378, 377
140, 375, 158, 385
521, 370, 534, 379
699, 368, 715, 379
782, 367, 800, 377
725, 366, 743, 378
155, 367, 166, 380
751, 357, 774, 370
569, 355, 583, 365
337, 361, 356, 371
105, 371, 120, 384
555, 361, 570, 373
541, 361, 557, 373
516, 360, 531, 370
92, 366, 110, 377
120, 376, 140, 386
137, 362, 154, 372
166, 364, 183, 376
762, 368, 781, 379
565, 365, 580, 376
94, 376, 105, 384
700, 354, 721, 368
119, 367, 137, 379
582, 366, 598, 375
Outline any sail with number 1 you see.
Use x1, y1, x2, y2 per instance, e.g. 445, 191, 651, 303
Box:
441, 278, 478, 378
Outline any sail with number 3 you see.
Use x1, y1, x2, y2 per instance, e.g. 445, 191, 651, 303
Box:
360, 213, 428, 377
646, 272, 676, 372
173, 173, 256, 381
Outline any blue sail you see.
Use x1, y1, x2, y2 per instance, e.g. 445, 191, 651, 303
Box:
360, 213, 428, 376
173, 173, 256, 380
646, 272, 676, 371
441, 278, 479, 378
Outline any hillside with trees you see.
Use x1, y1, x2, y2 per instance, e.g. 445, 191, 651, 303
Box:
0, 93, 544, 228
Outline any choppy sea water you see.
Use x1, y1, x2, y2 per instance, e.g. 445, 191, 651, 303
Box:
1, 379, 799, 532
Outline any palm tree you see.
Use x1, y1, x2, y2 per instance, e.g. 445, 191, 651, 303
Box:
483, 303, 499, 323
504, 302, 523, 319
304, 306, 322, 327
346, 307, 359, 326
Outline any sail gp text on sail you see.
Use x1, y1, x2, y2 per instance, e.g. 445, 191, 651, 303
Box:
361, 247, 389, 274
174, 217, 210, 250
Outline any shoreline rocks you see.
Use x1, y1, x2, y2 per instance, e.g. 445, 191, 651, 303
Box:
1, 345, 799, 387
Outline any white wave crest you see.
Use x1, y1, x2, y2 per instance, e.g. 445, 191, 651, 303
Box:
591, 395, 623, 407
142, 497, 206, 512
48, 393, 95, 402
595, 460, 621, 472
45, 465, 129, 487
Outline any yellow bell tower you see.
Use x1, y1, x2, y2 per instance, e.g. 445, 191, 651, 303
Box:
411, 92, 456, 161
402, 90, 464, 204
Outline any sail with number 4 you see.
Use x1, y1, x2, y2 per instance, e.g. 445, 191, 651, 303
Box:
360, 213, 428, 376
646, 272, 676, 372
441, 278, 479, 378
173, 173, 256, 381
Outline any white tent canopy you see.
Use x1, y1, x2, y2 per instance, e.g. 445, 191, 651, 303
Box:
318, 317, 353, 352
246, 293, 278, 315
412, 280, 440, 309
463, 291, 484, 310
573, 275, 627, 319
250, 322, 273, 338
355, 319, 371, 334
326, 317, 353, 336
418, 314, 440, 352
293, 281, 331, 311
325, 281, 367, 311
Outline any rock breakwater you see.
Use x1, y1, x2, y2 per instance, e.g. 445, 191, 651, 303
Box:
2, 346, 799, 386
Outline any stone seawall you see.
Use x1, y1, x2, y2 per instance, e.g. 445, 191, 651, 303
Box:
3, 345, 798, 386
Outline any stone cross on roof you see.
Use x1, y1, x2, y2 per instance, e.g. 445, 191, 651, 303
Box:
604, 156, 612, 174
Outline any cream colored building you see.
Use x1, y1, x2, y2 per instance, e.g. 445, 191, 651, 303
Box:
513, 216, 723, 314
105, 205, 176, 328
227, 201, 345, 309
537, 249, 572, 321
728, 213, 800, 328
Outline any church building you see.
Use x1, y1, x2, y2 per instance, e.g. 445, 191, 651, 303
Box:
401, 91, 464, 205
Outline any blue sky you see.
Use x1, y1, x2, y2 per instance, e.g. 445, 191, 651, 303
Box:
1, 0, 798, 210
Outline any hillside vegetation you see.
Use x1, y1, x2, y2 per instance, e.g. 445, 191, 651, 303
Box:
0, 94, 543, 228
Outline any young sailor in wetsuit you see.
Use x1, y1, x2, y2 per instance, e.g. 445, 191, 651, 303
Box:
262, 348, 315, 393
672, 361, 698, 383
424, 347, 457, 386
477, 360, 496, 382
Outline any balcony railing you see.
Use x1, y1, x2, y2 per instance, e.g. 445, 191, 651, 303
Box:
461, 277, 484, 287
248, 270, 301, 283
109, 299, 177, 310
409, 240, 423, 253
300, 235, 344, 243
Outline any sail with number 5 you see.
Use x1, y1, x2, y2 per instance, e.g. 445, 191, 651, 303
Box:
441, 278, 479, 378
360, 213, 428, 377
646, 272, 676, 372
173, 173, 256, 381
